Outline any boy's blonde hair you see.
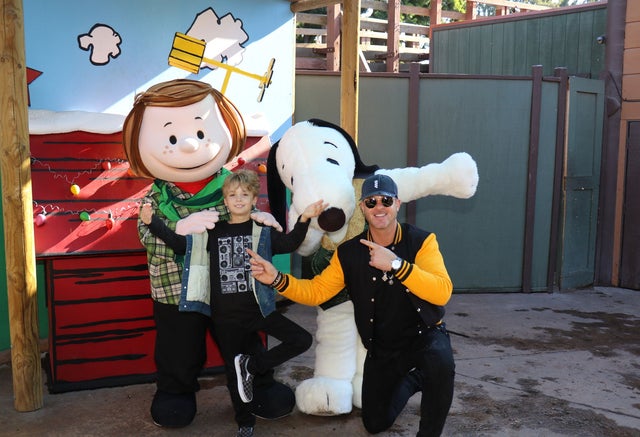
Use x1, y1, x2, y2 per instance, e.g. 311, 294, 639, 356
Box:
223, 169, 260, 198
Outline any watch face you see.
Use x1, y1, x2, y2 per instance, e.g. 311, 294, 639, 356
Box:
391, 259, 402, 270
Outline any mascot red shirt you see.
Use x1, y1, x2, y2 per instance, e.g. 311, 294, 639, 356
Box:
123, 79, 291, 428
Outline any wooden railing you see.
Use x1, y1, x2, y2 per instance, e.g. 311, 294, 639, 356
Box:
293, 0, 551, 72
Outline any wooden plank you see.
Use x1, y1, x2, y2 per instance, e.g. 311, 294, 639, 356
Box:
468, 27, 483, 73
622, 47, 640, 74
550, 14, 567, 71
576, 10, 595, 77
626, 0, 640, 23
429, 0, 442, 41
0, 0, 43, 412
524, 18, 541, 75
590, 7, 607, 78
564, 10, 580, 74
290, 0, 342, 13
479, 25, 493, 74
620, 121, 640, 289
621, 101, 640, 121
623, 74, 640, 101
538, 15, 554, 72
512, 19, 528, 76
326, 4, 340, 71
624, 22, 640, 49
490, 23, 504, 75
484, 0, 550, 11
522, 65, 543, 293
387, 0, 400, 72
501, 21, 516, 74
456, 27, 468, 74
547, 67, 569, 289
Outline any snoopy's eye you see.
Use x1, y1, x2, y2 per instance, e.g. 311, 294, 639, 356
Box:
197, 130, 205, 140
326, 158, 339, 166
290, 176, 294, 186
169, 135, 177, 145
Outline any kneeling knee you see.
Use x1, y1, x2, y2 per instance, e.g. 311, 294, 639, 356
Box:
362, 414, 392, 434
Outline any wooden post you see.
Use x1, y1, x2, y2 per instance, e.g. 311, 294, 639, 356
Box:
387, 0, 400, 73
522, 65, 544, 293
340, 0, 360, 141
0, 0, 43, 411
429, 0, 442, 42
326, 4, 341, 72
465, 0, 477, 20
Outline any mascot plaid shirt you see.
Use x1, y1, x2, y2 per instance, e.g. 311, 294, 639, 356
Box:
138, 179, 230, 304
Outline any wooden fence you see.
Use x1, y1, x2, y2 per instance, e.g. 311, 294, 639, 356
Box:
294, 0, 550, 72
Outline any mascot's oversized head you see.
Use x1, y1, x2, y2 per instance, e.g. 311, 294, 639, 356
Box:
267, 119, 379, 254
122, 78, 246, 183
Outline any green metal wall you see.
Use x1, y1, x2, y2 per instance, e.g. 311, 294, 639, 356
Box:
295, 73, 562, 292
430, 4, 607, 78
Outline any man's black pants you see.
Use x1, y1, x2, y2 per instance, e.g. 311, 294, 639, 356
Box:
361, 325, 455, 437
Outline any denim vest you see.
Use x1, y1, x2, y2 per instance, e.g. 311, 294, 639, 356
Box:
181, 223, 276, 318
251, 223, 277, 317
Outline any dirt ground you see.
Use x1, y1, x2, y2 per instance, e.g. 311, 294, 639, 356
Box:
1, 287, 639, 436
441, 298, 640, 437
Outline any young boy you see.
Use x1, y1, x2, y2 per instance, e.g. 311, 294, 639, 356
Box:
139, 169, 326, 437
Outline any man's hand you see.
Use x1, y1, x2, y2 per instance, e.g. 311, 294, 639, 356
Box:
360, 239, 397, 272
251, 211, 283, 232
247, 248, 279, 284
175, 210, 220, 235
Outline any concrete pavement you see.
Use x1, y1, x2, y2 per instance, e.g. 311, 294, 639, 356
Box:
1, 286, 639, 436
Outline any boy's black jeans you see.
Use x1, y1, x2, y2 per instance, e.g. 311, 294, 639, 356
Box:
212, 311, 312, 427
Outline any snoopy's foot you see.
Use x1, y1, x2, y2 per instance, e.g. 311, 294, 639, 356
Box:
295, 377, 353, 416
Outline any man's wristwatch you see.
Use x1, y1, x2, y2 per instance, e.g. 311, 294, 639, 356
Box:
390, 257, 403, 273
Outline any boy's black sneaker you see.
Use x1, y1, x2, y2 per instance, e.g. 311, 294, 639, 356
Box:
234, 354, 254, 403
237, 426, 254, 437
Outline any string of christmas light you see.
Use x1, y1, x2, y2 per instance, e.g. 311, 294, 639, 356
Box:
33, 201, 140, 229
30, 157, 129, 196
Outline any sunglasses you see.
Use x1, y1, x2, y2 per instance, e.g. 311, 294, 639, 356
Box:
363, 196, 395, 209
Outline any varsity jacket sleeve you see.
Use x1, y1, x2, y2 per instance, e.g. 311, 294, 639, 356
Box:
147, 215, 188, 255
270, 217, 310, 255
393, 233, 453, 306
274, 249, 347, 306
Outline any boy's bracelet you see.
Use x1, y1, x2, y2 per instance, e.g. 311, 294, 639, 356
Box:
270, 271, 284, 288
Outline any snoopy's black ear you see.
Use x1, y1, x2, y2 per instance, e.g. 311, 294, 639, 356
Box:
266, 141, 287, 229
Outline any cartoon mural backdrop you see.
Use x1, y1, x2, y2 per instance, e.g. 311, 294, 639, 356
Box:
23, 1, 293, 129
0, 0, 294, 379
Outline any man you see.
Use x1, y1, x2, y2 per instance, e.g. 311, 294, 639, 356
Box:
248, 173, 455, 436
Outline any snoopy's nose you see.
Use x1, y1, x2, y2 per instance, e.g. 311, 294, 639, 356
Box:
317, 207, 346, 232
178, 138, 200, 153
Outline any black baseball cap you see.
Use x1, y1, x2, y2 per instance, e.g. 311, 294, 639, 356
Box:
360, 174, 398, 200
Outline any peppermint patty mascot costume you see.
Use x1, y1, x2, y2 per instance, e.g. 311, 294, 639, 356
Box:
123, 79, 293, 427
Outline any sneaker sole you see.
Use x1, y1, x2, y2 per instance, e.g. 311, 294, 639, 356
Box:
234, 355, 252, 403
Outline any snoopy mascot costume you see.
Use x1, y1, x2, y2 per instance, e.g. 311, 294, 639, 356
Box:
267, 118, 478, 416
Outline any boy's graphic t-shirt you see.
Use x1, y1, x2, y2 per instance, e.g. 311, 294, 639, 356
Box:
209, 220, 260, 323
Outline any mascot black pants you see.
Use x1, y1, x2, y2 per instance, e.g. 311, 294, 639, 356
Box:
153, 301, 209, 394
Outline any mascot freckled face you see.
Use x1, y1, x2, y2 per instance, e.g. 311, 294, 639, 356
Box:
267, 118, 479, 416
123, 79, 293, 428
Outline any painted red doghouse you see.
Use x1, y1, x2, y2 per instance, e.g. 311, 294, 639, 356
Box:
30, 110, 272, 393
